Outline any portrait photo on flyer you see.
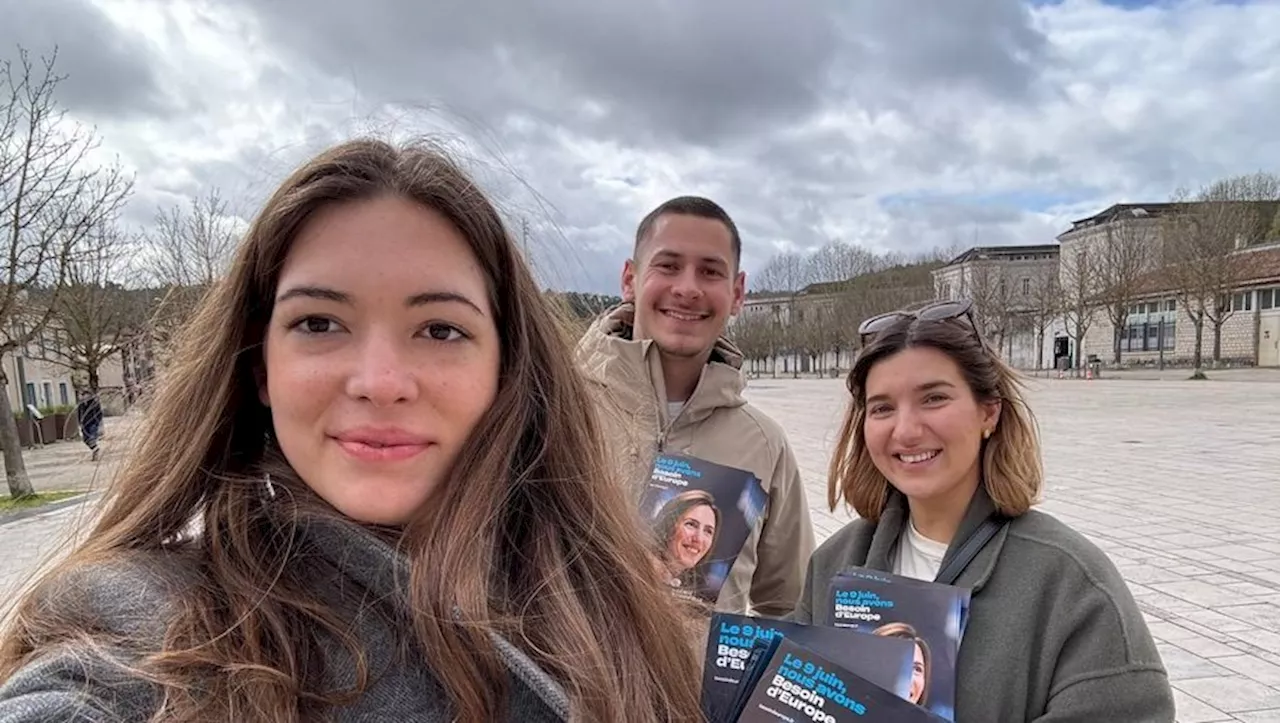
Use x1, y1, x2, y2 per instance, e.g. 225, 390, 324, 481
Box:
827, 568, 970, 721
642, 453, 768, 604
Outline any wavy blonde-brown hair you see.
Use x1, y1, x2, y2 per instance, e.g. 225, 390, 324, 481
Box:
828, 315, 1043, 521
0, 138, 703, 722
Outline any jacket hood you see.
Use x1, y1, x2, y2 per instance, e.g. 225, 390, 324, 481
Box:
575, 302, 746, 423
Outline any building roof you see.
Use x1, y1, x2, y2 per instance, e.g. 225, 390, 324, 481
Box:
942, 244, 1060, 268
1062, 200, 1280, 239
1063, 203, 1190, 235
1131, 243, 1280, 297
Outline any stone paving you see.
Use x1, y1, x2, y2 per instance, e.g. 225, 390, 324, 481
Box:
1, 377, 1277, 721
743, 375, 1280, 723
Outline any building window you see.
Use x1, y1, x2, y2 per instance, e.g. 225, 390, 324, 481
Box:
1259, 288, 1275, 310
1021, 277, 1030, 295
1219, 291, 1254, 312
59, 382, 69, 405
1123, 299, 1177, 352
42, 382, 52, 406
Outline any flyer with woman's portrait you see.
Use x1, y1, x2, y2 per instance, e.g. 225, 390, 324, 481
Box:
641, 453, 768, 605
826, 568, 971, 722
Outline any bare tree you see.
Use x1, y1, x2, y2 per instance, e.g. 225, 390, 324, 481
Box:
0, 47, 133, 498
1199, 174, 1280, 362
1059, 246, 1100, 373
1161, 175, 1280, 375
964, 261, 1015, 358
753, 251, 816, 376
33, 224, 146, 392
1097, 216, 1157, 364
141, 188, 239, 365
807, 240, 876, 284
1025, 267, 1061, 370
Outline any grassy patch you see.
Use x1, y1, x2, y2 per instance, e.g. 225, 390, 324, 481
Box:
0, 490, 82, 513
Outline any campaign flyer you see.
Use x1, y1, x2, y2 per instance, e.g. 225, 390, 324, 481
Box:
702, 613, 917, 721
640, 453, 768, 605
735, 637, 945, 723
826, 568, 970, 722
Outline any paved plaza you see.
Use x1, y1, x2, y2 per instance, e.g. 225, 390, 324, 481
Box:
745, 375, 1280, 723
1, 376, 1278, 721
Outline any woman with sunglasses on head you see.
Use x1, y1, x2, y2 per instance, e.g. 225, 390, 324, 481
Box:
789, 300, 1174, 722
0, 139, 703, 722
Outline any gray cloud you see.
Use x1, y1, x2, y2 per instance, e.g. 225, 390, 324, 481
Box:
215, 0, 846, 147
0, 0, 176, 119
12, 0, 1279, 295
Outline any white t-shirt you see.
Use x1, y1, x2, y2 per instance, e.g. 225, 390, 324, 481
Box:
666, 400, 686, 422
892, 520, 949, 582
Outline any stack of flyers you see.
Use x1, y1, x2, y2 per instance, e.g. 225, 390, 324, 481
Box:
702, 613, 918, 721
826, 568, 972, 722
713, 636, 946, 722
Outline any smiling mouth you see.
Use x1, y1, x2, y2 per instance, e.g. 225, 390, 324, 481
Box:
661, 309, 709, 322
896, 450, 940, 464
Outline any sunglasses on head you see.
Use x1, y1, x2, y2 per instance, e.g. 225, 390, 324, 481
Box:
857, 299, 984, 347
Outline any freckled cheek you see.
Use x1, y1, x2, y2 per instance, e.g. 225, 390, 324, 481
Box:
269, 359, 344, 422
419, 362, 499, 425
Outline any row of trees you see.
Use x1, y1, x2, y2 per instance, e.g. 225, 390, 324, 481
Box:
729, 242, 948, 376
1, 46, 239, 498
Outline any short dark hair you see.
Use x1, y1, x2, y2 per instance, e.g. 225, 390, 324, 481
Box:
634, 196, 741, 267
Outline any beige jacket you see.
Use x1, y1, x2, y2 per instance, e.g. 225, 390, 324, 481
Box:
575, 303, 814, 618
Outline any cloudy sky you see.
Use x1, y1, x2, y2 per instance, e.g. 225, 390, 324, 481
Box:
4, 0, 1279, 293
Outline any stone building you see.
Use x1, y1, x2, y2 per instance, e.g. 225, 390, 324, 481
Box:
1053, 203, 1280, 369
931, 244, 1060, 368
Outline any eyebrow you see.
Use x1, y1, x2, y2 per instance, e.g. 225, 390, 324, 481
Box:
650, 249, 730, 268
866, 380, 956, 405
275, 285, 486, 317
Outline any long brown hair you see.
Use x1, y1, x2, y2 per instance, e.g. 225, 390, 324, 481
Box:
828, 315, 1043, 521
873, 622, 931, 706
0, 138, 703, 721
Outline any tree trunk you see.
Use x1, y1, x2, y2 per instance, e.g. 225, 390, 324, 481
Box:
1193, 315, 1205, 374
0, 370, 36, 499
88, 365, 101, 393
1212, 323, 1223, 363
1113, 325, 1122, 365
1036, 328, 1045, 370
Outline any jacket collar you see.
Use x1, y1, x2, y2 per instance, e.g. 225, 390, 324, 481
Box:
296, 513, 571, 720
864, 485, 1008, 593
575, 302, 747, 427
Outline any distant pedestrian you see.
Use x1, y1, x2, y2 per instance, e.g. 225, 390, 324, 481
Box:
73, 388, 103, 461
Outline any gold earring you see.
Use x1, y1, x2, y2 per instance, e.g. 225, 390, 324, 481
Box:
983, 428, 992, 440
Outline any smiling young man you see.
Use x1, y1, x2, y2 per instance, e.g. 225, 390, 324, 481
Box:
576, 196, 814, 619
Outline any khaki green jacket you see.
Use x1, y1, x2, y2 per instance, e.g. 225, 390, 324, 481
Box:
790, 487, 1176, 722
575, 303, 814, 617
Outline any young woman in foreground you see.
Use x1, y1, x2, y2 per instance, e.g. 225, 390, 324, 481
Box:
0, 139, 702, 722
790, 301, 1175, 722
